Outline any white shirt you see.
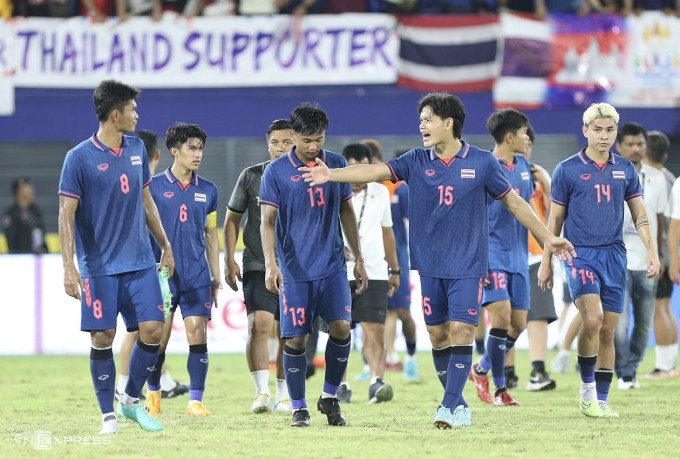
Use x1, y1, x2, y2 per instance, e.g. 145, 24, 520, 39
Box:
623, 164, 668, 271
345, 182, 392, 281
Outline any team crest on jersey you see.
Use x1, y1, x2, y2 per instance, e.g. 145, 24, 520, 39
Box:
580, 174, 592, 181
130, 156, 142, 166
461, 169, 476, 179
291, 175, 302, 182
612, 171, 626, 180
195, 193, 207, 202
467, 308, 478, 316
521, 171, 531, 181
425, 170, 435, 177
164, 191, 174, 198
97, 163, 109, 171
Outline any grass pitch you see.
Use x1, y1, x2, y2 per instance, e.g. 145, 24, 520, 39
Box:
1, 350, 679, 458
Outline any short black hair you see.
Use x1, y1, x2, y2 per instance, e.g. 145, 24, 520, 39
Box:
526, 125, 535, 143
342, 143, 372, 163
646, 131, 671, 163
136, 130, 158, 155
11, 177, 31, 196
289, 103, 329, 136
360, 139, 383, 162
417, 93, 466, 139
165, 123, 208, 151
486, 109, 530, 144
93, 80, 140, 122
617, 122, 647, 143
267, 119, 291, 139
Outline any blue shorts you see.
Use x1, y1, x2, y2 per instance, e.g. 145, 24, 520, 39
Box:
420, 276, 484, 327
81, 266, 164, 332
279, 270, 352, 339
564, 246, 626, 314
388, 270, 411, 309
482, 269, 530, 311
169, 285, 213, 320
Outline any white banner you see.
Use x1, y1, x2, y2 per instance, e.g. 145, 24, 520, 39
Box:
1, 14, 398, 88
0, 19, 14, 115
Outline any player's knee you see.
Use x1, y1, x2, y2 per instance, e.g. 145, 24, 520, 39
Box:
91, 329, 116, 348
139, 322, 164, 345
285, 335, 307, 350
397, 308, 412, 322
450, 326, 474, 345
582, 314, 603, 334
248, 316, 273, 339
328, 320, 351, 339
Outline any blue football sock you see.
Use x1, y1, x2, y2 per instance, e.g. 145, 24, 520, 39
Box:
323, 334, 351, 396
126, 339, 159, 399
406, 340, 417, 357
146, 351, 165, 392
487, 328, 508, 388
578, 354, 597, 384
283, 345, 307, 410
595, 368, 613, 401
441, 345, 473, 410
188, 344, 208, 402
432, 346, 452, 389
90, 347, 115, 414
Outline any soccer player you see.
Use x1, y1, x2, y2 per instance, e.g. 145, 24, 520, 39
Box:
224, 119, 294, 414
143, 123, 220, 417
538, 103, 660, 418
58, 80, 174, 434
300, 92, 575, 429
614, 123, 667, 390
645, 131, 678, 379
338, 143, 400, 403
469, 109, 534, 406
116, 129, 189, 402
260, 103, 368, 428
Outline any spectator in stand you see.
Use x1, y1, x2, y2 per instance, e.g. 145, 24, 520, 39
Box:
500, 0, 616, 17
2, 178, 48, 254
275, 0, 324, 14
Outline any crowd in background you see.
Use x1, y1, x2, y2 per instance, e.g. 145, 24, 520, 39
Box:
3, 0, 679, 21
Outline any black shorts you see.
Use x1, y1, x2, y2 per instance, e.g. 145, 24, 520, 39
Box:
527, 263, 557, 323
349, 280, 389, 325
656, 267, 673, 299
243, 271, 280, 321
562, 281, 572, 304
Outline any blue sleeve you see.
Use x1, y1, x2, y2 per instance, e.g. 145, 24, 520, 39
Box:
399, 184, 409, 219
386, 149, 416, 183
484, 154, 512, 199
625, 164, 643, 200
58, 150, 83, 199
550, 163, 569, 206
142, 144, 151, 186
259, 165, 280, 207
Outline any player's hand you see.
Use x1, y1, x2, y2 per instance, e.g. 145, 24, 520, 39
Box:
299, 158, 330, 187
669, 258, 680, 285
265, 264, 283, 295
353, 260, 368, 295
224, 258, 242, 292
211, 278, 222, 308
387, 273, 400, 297
158, 244, 175, 277
646, 249, 661, 279
537, 260, 553, 291
545, 236, 576, 262
658, 256, 666, 278
63, 264, 84, 300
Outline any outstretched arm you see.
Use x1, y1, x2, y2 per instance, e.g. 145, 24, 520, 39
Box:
300, 159, 392, 186
628, 196, 660, 279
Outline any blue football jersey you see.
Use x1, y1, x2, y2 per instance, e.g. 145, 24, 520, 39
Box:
149, 168, 218, 292
551, 149, 642, 249
487, 154, 535, 273
386, 142, 512, 279
391, 182, 410, 270
58, 134, 155, 277
259, 148, 353, 282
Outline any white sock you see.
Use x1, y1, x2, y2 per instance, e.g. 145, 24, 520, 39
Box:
99, 412, 118, 434
251, 370, 270, 395
340, 381, 350, 390
120, 393, 139, 408
657, 344, 678, 371
321, 391, 336, 399
387, 353, 400, 364
102, 411, 116, 422
580, 382, 596, 401
160, 371, 176, 391
370, 376, 379, 385
671, 345, 679, 369
275, 379, 289, 402
558, 349, 570, 358
116, 375, 129, 394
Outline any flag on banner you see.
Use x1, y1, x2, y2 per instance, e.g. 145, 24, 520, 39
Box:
397, 15, 501, 92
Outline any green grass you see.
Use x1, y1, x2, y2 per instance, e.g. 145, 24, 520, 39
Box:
1, 350, 679, 458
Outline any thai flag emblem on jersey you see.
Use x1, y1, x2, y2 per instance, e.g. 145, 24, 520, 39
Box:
130, 156, 142, 166
521, 171, 531, 180
612, 171, 626, 180
195, 193, 207, 202
461, 169, 476, 179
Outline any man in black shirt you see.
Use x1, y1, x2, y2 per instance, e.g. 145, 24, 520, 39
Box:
2, 177, 47, 254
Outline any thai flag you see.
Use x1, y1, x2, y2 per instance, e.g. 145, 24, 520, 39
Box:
613, 171, 626, 179
461, 169, 476, 179
397, 15, 501, 92
130, 156, 142, 166
195, 193, 207, 202
521, 171, 531, 180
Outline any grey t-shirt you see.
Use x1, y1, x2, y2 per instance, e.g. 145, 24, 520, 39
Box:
227, 160, 271, 273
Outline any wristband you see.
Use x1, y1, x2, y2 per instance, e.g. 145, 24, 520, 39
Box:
388, 268, 402, 276
355, 257, 364, 263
